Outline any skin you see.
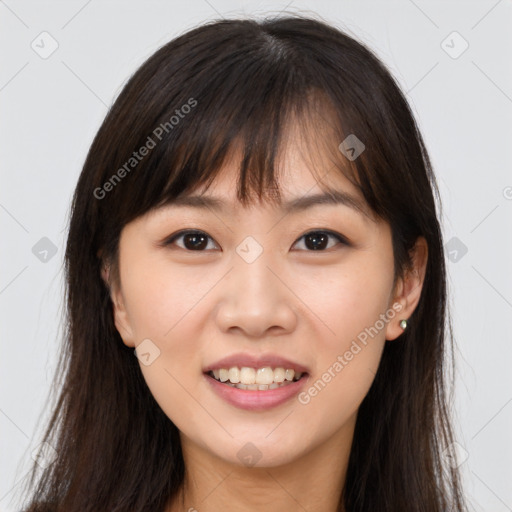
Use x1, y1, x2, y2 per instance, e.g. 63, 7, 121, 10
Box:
104, 141, 428, 512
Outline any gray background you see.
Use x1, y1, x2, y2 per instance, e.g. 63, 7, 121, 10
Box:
1, 1, 511, 510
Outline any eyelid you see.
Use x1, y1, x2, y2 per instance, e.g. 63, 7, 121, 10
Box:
161, 229, 221, 250
291, 229, 350, 250
160, 228, 350, 251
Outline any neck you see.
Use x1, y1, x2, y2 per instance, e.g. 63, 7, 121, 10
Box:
167, 414, 355, 512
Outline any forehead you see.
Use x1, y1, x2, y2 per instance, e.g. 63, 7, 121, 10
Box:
146, 103, 378, 224
157, 144, 376, 224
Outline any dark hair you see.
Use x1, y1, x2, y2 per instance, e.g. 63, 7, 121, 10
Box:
18, 14, 467, 512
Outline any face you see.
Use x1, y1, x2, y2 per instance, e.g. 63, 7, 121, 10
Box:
107, 141, 423, 469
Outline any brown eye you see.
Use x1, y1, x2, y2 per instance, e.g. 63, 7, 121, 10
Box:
292, 230, 348, 251
165, 230, 218, 251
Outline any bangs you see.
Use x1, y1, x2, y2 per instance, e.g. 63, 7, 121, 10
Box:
154, 88, 365, 212
98, 28, 373, 230
93, 16, 425, 274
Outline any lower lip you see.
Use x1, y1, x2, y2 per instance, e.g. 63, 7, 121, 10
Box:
204, 373, 308, 411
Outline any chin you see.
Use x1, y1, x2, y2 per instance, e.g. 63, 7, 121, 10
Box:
205, 430, 308, 469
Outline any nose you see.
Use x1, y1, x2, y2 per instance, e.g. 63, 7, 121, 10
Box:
214, 250, 298, 339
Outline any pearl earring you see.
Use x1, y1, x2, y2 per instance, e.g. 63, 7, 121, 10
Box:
399, 319, 408, 330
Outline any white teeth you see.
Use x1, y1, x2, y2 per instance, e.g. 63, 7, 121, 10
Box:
273, 367, 285, 383
240, 367, 256, 385
255, 367, 274, 385
228, 367, 240, 383
208, 365, 305, 388
285, 369, 295, 381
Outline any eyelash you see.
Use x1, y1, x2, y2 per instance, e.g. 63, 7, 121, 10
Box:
162, 229, 350, 252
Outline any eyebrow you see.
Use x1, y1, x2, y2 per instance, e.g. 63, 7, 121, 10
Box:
166, 189, 372, 219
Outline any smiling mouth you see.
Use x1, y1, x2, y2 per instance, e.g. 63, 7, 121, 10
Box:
206, 366, 306, 391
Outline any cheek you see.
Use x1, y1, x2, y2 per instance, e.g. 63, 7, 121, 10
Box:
119, 258, 221, 425
301, 253, 395, 353
121, 254, 219, 341
292, 254, 394, 431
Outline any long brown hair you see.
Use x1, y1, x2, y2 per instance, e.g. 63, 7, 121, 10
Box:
18, 14, 467, 512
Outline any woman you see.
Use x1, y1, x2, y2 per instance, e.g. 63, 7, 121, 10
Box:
20, 14, 467, 512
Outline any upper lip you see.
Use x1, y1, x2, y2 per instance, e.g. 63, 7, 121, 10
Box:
203, 353, 310, 374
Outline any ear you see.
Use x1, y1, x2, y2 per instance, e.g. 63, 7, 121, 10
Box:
101, 263, 136, 348
385, 236, 428, 341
